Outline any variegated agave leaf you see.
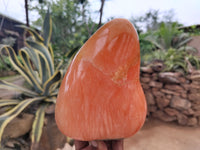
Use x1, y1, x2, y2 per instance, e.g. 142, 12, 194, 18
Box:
26, 40, 54, 76
16, 25, 44, 43
43, 9, 52, 47
0, 99, 20, 107
43, 70, 63, 96
0, 97, 45, 144
0, 10, 68, 149
31, 104, 47, 146
0, 45, 43, 93
0, 80, 37, 97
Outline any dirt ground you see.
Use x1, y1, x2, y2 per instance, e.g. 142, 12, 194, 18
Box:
125, 118, 200, 150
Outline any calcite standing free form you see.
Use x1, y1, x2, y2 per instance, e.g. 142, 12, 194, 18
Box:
55, 18, 147, 141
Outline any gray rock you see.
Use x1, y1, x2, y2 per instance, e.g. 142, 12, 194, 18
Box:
145, 91, 155, 105
170, 96, 191, 111
188, 93, 200, 102
164, 108, 180, 116
148, 106, 157, 113
156, 97, 170, 109
140, 77, 151, 83
140, 66, 153, 73
158, 72, 180, 84
187, 117, 198, 126
152, 110, 176, 122
164, 84, 184, 91
149, 81, 163, 88
177, 114, 188, 125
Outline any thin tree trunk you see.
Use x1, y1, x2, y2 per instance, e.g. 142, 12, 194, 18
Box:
98, 0, 105, 28
25, 0, 29, 27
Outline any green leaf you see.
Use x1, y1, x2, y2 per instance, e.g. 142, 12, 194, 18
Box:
16, 25, 44, 43
0, 45, 43, 93
0, 80, 38, 96
31, 104, 47, 144
26, 41, 54, 76
55, 59, 64, 71
19, 50, 41, 85
48, 44, 54, 63
65, 46, 79, 58
0, 80, 37, 97
145, 35, 164, 50
43, 9, 52, 46
64, 53, 76, 71
43, 71, 62, 96
0, 99, 20, 107
21, 47, 40, 72
45, 96, 56, 103
176, 37, 192, 48
38, 54, 49, 84
0, 97, 44, 145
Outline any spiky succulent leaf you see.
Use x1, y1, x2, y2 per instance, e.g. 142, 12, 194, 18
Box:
65, 46, 79, 58
21, 47, 40, 73
43, 71, 62, 96
0, 11, 69, 148
0, 80, 37, 97
0, 45, 43, 93
56, 59, 64, 71
19, 50, 41, 84
31, 104, 47, 144
48, 44, 54, 63
16, 25, 44, 43
45, 96, 56, 103
176, 37, 192, 49
26, 41, 54, 76
144, 35, 164, 50
0, 97, 44, 145
0, 99, 20, 107
43, 9, 52, 47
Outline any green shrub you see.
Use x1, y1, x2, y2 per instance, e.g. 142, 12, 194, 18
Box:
163, 48, 200, 73
0, 55, 22, 72
0, 11, 74, 149
141, 47, 200, 73
141, 50, 165, 65
144, 22, 192, 50
0, 56, 12, 72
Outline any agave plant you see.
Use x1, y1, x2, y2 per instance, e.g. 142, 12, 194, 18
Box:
0, 11, 74, 149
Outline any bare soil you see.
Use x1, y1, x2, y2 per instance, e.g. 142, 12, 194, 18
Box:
125, 118, 200, 150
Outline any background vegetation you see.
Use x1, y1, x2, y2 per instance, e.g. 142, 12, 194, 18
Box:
29, 0, 97, 63
0, 0, 200, 149
27, 1, 200, 73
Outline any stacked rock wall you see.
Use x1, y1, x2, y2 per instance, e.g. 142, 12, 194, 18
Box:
141, 65, 200, 126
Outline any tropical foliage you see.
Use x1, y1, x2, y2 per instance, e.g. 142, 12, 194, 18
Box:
139, 33, 156, 64
0, 11, 73, 149
130, 9, 177, 33
142, 48, 200, 73
30, 0, 95, 55
136, 12, 197, 72
144, 22, 192, 51
131, 9, 199, 72
0, 56, 13, 72
163, 48, 200, 73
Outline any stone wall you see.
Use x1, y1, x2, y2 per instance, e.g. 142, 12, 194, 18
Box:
141, 64, 200, 126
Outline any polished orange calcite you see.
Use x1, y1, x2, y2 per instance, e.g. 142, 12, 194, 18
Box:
55, 18, 147, 141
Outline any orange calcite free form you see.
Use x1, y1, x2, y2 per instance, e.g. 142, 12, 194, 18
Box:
55, 18, 147, 141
